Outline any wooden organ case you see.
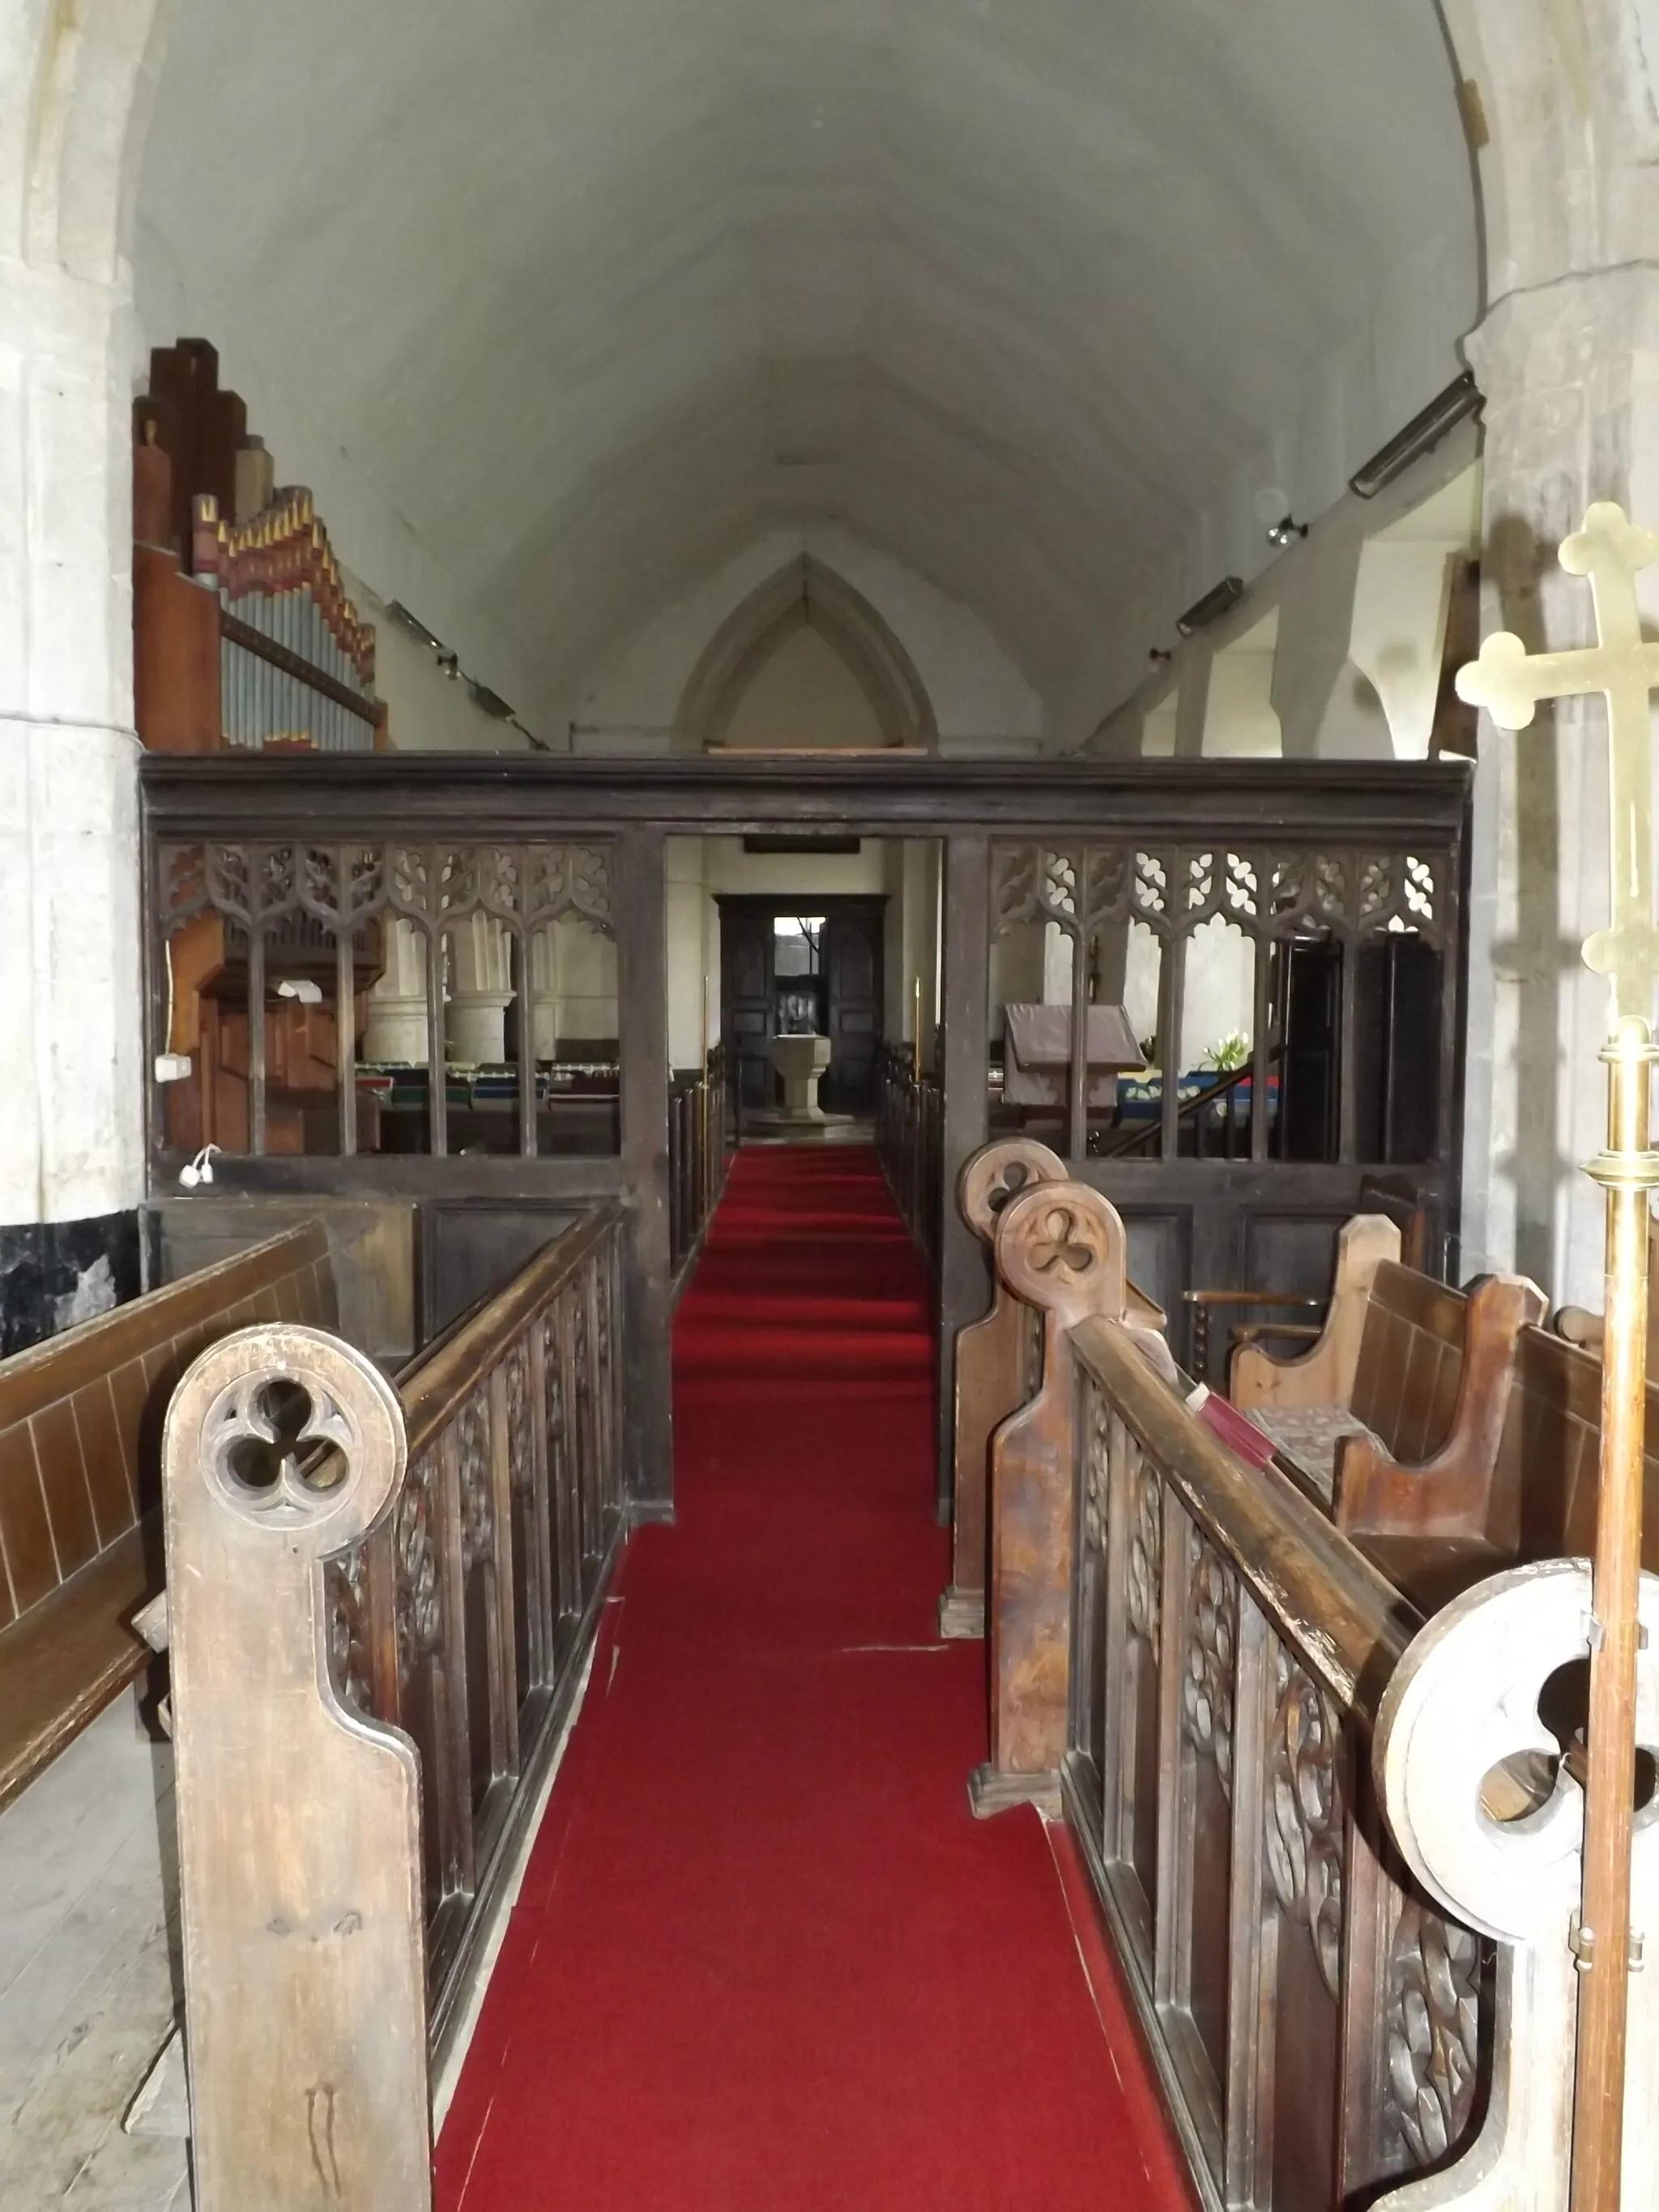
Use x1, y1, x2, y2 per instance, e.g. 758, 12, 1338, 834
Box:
137, 339, 387, 1155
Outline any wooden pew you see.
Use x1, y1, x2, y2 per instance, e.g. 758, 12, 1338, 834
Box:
1060, 1301, 1493, 2210
1496, 1322, 1659, 1575
943, 1138, 1067, 1638
0, 1224, 335, 1809
945, 1137, 1165, 1640
969, 1175, 1176, 1815
158, 1205, 631, 2190
1231, 1218, 1546, 1607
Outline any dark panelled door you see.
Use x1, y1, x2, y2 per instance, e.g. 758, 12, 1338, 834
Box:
721, 906, 774, 1110
822, 901, 884, 1112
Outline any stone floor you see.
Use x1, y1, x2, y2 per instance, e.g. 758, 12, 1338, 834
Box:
738, 1116, 873, 1145
0, 1701, 187, 2210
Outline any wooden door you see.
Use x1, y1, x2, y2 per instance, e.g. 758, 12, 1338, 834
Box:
720, 903, 774, 1110
822, 901, 884, 1112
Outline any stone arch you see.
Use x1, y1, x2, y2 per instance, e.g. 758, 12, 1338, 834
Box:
1436, 0, 1635, 302
675, 556, 939, 752
4, 0, 170, 276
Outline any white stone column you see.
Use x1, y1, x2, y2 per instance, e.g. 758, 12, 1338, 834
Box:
665, 837, 708, 1069
445, 912, 513, 1065
529, 925, 561, 1060
361, 918, 433, 1063
551, 917, 619, 1049
0, 0, 170, 1340
0, 256, 146, 1237
1459, 268, 1659, 1301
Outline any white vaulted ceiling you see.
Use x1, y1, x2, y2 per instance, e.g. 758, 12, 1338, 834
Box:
134, 0, 1478, 735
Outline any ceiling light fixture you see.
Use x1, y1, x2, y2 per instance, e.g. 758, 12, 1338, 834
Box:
1176, 578, 1245, 638
1265, 515, 1307, 548
1349, 370, 1482, 499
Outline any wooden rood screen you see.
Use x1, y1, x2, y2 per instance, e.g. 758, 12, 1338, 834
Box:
141, 751, 1470, 1527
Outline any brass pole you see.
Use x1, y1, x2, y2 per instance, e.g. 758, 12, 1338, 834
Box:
1572, 1014, 1659, 2212
1452, 505, 1659, 2212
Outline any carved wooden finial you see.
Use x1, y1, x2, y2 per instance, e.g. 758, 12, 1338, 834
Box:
956, 1136, 1067, 1245
993, 1180, 1128, 1331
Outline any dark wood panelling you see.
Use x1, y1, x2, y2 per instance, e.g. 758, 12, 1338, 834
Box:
616, 828, 674, 1513
936, 833, 992, 1516
420, 1204, 582, 1341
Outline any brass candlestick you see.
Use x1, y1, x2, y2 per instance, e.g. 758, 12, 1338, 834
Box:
1457, 503, 1659, 2212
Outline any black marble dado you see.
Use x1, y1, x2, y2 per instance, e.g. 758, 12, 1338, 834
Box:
0, 1210, 142, 1358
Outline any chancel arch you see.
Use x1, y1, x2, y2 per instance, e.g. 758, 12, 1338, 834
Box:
674, 556, 939, 753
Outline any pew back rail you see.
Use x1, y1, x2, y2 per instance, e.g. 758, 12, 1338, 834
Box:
0, 1223, 336, 1809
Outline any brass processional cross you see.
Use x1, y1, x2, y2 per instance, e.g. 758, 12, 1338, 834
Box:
1456, 503, 1659, 2212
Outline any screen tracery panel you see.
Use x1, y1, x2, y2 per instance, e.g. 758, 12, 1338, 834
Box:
152, 839, 619, 1160
989, 838, 1449, 1170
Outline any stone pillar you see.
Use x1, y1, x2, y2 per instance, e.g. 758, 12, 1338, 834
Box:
665, 837, 709, 1070
445, 913, 513, 1066
361, 918, 433, 1063
552, 918, 619, 1050
0, 237, 149, 1348
529, 926, 561, 1060
1459, 268, 1659, 1301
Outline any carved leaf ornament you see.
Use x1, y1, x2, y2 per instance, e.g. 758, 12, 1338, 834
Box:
1385, 1901, 1481, 2167
163, 838, 616, 944
1126, 1442, 1162, 1647
394, 1455, 443, 1687
1183, 1538, 1238, 1798
1266, 1647, 1346, 2001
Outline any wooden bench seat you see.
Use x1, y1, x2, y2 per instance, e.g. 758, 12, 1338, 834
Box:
1230, 1216, 1546, 1605
0, 1223, 335, 1809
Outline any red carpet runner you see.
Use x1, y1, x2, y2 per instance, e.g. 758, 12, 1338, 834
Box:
438, 1145, 1191, 2211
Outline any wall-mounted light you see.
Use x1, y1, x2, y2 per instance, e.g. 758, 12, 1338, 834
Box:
468, 680, 515, 719
384, 599, 552, 748
1349, 370, 1482, 499
386, 600, 444, 651
1176, 577, 1245, 638
275, 977, 324, 1005
1265, 515, 1307, 548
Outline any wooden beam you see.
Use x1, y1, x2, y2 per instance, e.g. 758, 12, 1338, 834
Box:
937, 833, 992, 1521
615, 826, 673, 1513
141, 752, 1473, 842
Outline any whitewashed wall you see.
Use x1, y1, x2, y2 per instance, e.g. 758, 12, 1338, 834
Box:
575, 529, 1042, 753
